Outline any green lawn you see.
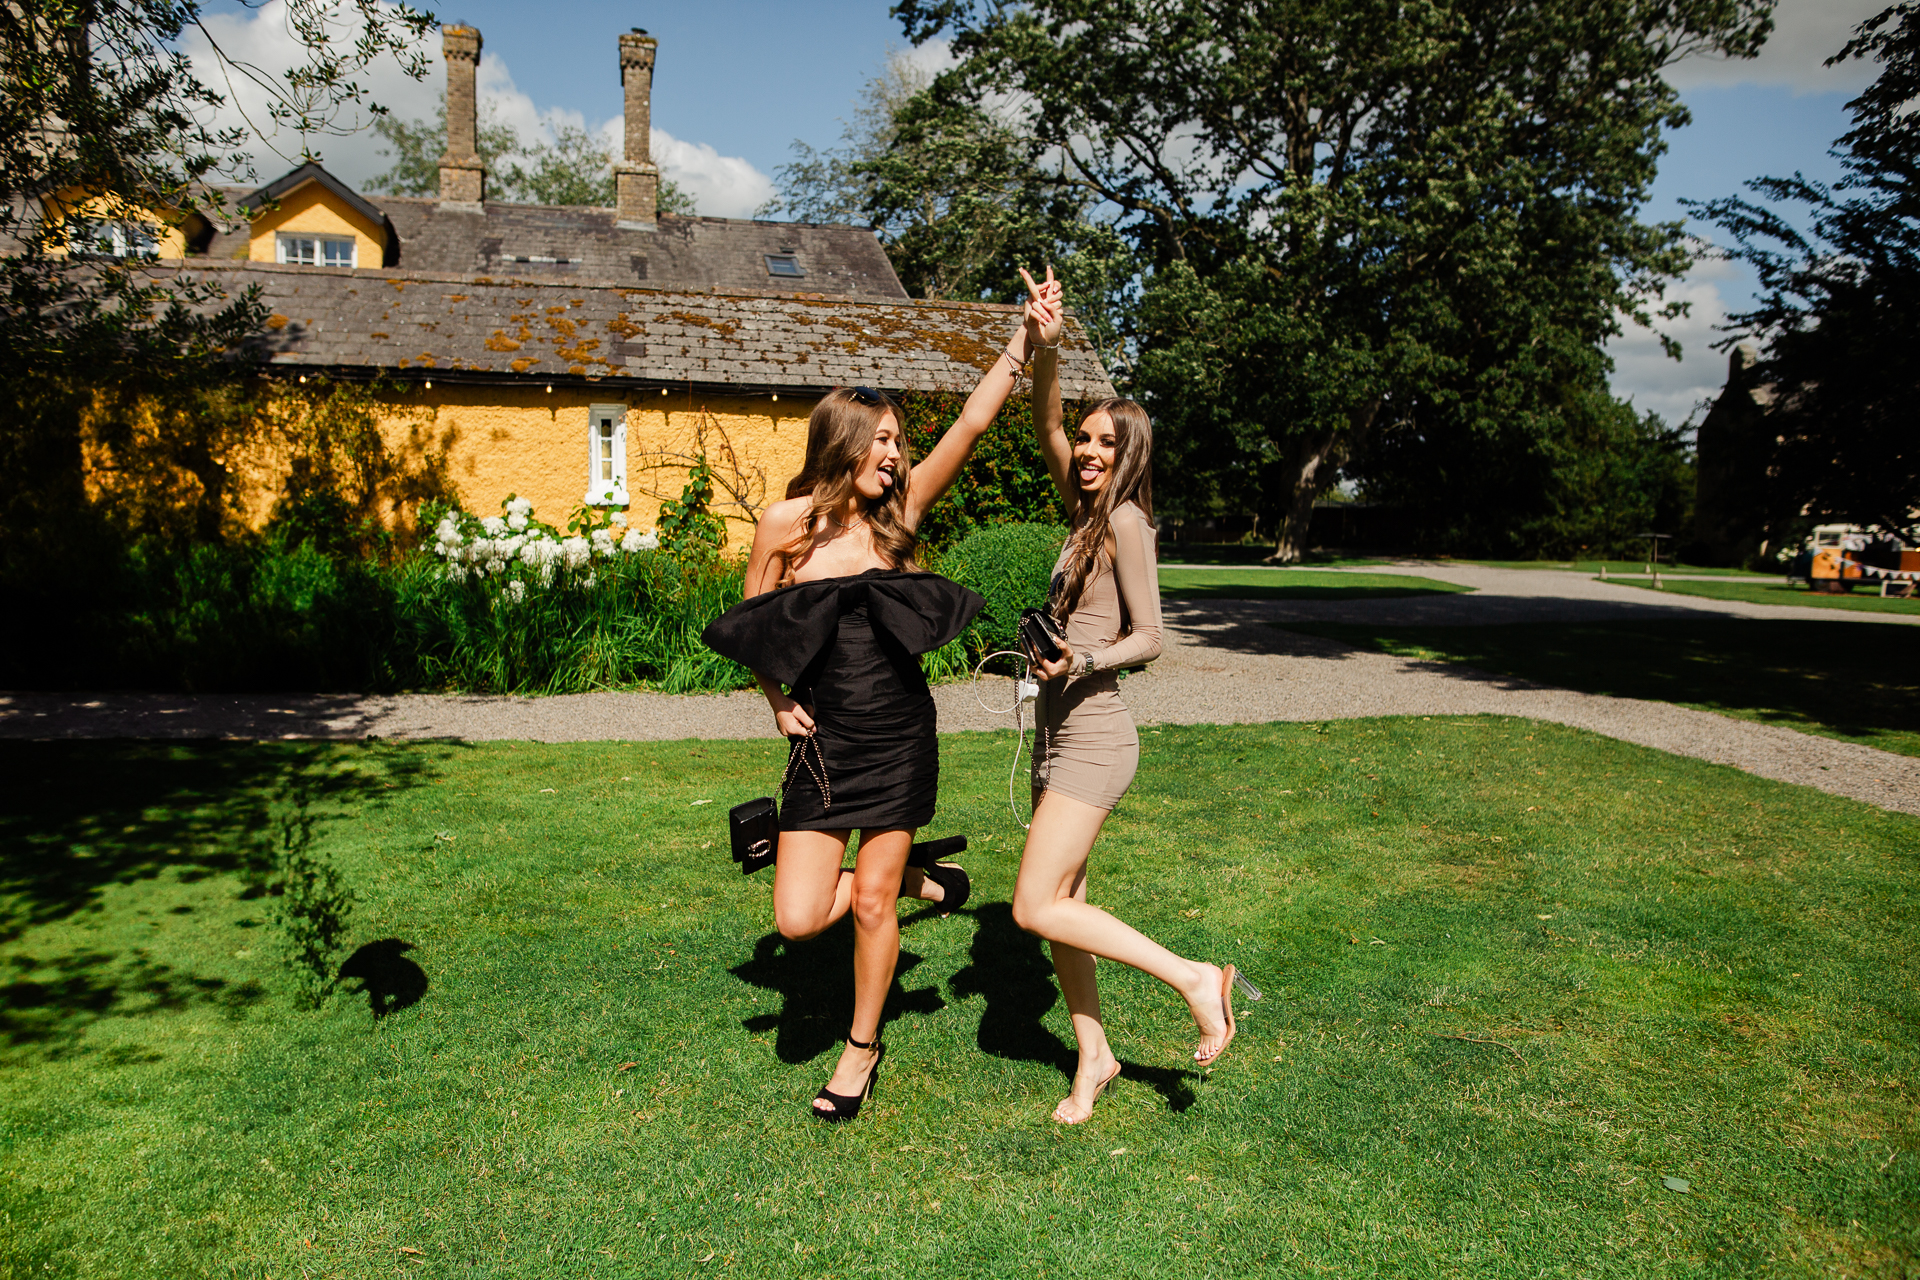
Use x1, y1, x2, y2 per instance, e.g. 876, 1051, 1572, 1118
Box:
1462, 560, 1772, 577
1284, 619, 1920, 758
1161, 543, 1388, 568
1159, 567, 1472, 602
1612, 577, 1920, 616
4, 725, 1916, 1277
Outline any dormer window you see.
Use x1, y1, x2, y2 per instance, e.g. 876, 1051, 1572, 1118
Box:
765, 253, 805, 279
278, 233, 355, 268
68, 218, 157, 258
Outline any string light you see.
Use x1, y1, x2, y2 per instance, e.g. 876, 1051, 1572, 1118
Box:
424, 379, 432, 389
546, 384, 552, 393
771, 393, 778, 401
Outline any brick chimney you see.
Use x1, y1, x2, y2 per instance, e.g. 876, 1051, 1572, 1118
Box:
438, 25, 485, 207
614, 29, 660, 228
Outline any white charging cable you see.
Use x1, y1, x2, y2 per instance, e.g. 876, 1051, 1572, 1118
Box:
972, 649, 1041, 829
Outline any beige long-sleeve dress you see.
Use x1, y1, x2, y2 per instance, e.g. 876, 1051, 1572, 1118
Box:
1032, 500, 1164, 811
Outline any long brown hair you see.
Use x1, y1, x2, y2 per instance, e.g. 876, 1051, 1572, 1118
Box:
1051, 397, 1154, 623
778, 386, 918, 585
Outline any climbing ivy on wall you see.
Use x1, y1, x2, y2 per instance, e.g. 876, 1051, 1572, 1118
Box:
898, 390, 1078, 551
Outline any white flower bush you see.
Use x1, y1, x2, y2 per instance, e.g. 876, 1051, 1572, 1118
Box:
430, 494, 660, 594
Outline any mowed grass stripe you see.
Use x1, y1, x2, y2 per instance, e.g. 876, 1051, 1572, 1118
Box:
0, 723, 1914, 1277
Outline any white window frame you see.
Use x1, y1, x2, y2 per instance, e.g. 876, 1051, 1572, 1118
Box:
277, 233, 356, 268
584, 403, 629, 506
67, 218, 157, 258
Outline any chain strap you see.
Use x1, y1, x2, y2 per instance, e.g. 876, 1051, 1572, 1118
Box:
782, 727, 832, 811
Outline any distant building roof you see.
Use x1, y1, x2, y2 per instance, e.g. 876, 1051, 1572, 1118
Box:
201, 187, 910, 300
176, 261, 1115, 399
235, 162, 390, 234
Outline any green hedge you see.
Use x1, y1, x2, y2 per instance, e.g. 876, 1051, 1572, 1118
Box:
927, 521, 1068, 678
3, 524, 1068, 695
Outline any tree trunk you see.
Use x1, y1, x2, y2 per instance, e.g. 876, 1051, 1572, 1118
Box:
1265, 399, 1383, 564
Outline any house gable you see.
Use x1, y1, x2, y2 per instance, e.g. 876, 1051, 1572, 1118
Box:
239, 163, 391, 268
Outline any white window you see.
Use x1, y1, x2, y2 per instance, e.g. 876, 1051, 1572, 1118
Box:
585, 403, 628, 506
277, 233, 356, 268
67, 218, 157, 258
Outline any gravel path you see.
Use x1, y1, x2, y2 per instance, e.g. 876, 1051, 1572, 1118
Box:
4, 565, 1914, 815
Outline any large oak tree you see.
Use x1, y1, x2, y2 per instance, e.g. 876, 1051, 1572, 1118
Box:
895, 0, 1770, 558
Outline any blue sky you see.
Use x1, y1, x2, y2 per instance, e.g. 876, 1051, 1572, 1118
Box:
195, 0, 1888, 423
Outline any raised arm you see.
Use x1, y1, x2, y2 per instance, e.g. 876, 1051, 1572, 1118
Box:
905, 268, 1059, 529
1025, 268, 1074, 515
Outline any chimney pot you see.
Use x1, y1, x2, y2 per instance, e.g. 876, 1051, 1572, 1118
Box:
438, 25, 485, 208
615, 30, 660, 228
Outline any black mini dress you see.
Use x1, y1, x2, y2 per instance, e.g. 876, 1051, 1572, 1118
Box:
701, 570, 983, 832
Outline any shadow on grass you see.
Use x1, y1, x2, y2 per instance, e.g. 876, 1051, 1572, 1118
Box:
1280, 619, 1920, 751
337, 938, 428, 1017
730, 918, 945, 1064
950, 903, 1199, 1114
1, 951, 267, 1062
0, 741, 451, 1057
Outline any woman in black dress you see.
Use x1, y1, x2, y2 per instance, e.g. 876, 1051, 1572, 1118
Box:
702, 286, 1054, 1121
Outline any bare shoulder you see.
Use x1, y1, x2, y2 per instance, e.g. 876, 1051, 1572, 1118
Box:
760, 495, 813, 536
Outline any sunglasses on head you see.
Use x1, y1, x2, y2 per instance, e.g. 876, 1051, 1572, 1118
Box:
850, 385, 882, 405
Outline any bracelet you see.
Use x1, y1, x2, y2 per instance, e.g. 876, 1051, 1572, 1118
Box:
1031, 340, 1061, 351
1001, 347, 1028, 376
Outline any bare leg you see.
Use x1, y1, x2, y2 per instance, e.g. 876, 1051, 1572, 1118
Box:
772, 828, 855, 941
815, 827, 914, 1112
1047, 865, 1120, 1123
1012, 791, 1231, 1082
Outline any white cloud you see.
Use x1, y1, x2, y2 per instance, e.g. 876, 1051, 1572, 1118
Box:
1666, 0, 1887, 94
180, 1, 773, 218
599, 120, 776, 220
1605, 255, 1750, 425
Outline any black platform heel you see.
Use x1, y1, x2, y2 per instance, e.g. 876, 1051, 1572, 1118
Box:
902, 836, 970, 915
812, 1034, 884, 1123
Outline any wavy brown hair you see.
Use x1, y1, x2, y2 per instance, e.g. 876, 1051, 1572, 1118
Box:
1051, 397, 1155, 624
778, 386, 918, 586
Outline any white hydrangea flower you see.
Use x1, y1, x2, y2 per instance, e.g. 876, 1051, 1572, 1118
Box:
507, 513, 529, 531
611, 511, 628, 527
446, 563, 468, 584
590, 528, 616, 558
506, 496, 533, 518
480, 515, 507, 536
505, 579, 528, 604
560, 536, 592, 570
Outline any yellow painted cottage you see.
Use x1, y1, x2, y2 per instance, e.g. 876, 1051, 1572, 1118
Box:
103, 25, 1113, 541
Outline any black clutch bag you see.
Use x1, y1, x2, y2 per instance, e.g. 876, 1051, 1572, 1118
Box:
1018, 607, 1065, 662
729, 797, 778, 875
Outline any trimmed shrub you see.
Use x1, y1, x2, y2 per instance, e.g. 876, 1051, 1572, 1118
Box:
932, 522, 1068, 670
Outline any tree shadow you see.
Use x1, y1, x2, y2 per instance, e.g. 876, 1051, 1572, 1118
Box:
949, 902, 1199, 1114
0, 739, 453, 1052
1, 949, 267, 1064
1276, 617, 1920, 744
336, 938, 428, 1017
729, 917, 945, 1065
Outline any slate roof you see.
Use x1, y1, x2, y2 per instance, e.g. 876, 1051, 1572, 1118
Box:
202, 193, 910, 299
172, 261, 1117, 399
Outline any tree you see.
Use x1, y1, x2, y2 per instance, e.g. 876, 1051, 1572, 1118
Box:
761, 50, 1130, 346
896, 0, 1768, 559
1686, 2, 1920, 546
367, 97, 698, 213
0, 0, 436, 593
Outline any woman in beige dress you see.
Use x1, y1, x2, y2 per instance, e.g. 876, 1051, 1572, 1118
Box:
1010, 268, 1252, 1125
